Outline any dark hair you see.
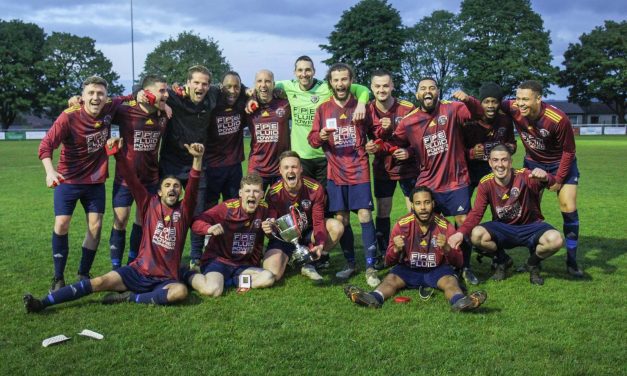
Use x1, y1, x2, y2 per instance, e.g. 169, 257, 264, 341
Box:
409, 185, 434, 201
221, 70, 241, 83
82, 76, 108, 89
518, 80, 543, 96
294, 55, 314, 69
187, 65, 212, 82
240, 173, 263, 189
325, 63, 354, 83
417, 77, 438, 86
140, 74, 167, 89
159, 174, 182, 188
489, 144, 513, 156
371, 69, 393, 80
279, 150, 301, 163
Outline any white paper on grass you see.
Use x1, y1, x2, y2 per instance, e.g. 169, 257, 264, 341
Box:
42, 335, 71, 347
78, 329, 104, 340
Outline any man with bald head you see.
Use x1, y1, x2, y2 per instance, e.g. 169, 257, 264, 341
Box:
246, 69, 291, 191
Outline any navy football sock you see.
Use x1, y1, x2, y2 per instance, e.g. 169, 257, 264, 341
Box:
494, 248, 508, 264
370, 291, 384, 305
52, 232, 69, 279
375, 217, 390, 253
449, 293, 464, 305
109, 228, 126, 269
78, 247, 97, 276
562, 210, 579, 267
130, 288, 169, 305
361, 221, 377, 268
527, 252, 544, 267
340, 224, 355, 264
461, 239, 472, 268
127, 223, 142, 264
42, 279, 93, 307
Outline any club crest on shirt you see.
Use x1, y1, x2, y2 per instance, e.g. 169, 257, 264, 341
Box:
394, 116, 403, 125
301, 200, 311, 210
497, 127, 506, 137
103, 115, 112, 127
437, 115, 448, 126
276, 108, 286, 118
172, 211, 181, 222
253, 219, 262, 229
539, 128, 550, 138
311, 95, 319, 103
509, 187, 520, 199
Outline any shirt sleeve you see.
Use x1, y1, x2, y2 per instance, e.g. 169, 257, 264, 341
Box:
349, 83, 371, 104
191, 204, 224, 236
553, 118, 576, 184
442, 224, 463, 268
181, 168, 200, 223
459, 182, 489, 236
311, 188, 328, 247
38, 112, 70, 160
307, 107, 324, 148
384, 222, 404, 266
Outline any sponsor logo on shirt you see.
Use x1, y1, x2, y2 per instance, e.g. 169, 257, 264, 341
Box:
216, 114, 241, 136
333, 124, 357, 149
152, 221, 176, 250
254, 122, 280, 143
422, 130, 449, 157
495, 202, 522, 221
520, 132, 546, 150
86, 129, 109, 153
133, 130, 162, 151
410, 252, 437, 268
232, 233, 256, 255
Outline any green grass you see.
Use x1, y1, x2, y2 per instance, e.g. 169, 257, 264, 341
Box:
0, 136, 625, 375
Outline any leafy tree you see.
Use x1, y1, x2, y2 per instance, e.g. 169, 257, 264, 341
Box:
142, 31, 231, 84
402, 10, 463, 99
560, 20, 626, 124
320, 0, 405, 93
457, 0, 558, 96
39, 32, 123, 118
0, 19, 45, 129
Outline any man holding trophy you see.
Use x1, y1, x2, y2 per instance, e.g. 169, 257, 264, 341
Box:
263, 151, 344, 282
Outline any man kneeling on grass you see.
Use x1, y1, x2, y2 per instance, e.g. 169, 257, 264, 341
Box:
345, 186, 487, 311
24, 138, 204, 312
183, 174, 275, 297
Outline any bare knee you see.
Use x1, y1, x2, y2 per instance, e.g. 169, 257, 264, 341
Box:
254, 271, 276, 288
541, 230, 564, 251
166, 284, 188, 302
54, 216, 71, 235
357, 209, 372, 223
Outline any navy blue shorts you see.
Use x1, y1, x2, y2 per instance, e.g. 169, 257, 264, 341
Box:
524, 157, 580, 185
373, 177, 417, 198
200, 259, 251, 280
205, 163, 243, 207
327, 180, 374, 212
266, 228, 314, 257
54, 183, 106, 216
112, 183, 158, 208
390, 263, 457, 289
480, 221, 555, 251
432, 187, 471, 216
115, 265, 176, 293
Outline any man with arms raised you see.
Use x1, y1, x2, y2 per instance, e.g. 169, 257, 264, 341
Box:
263, 151, 344, 282
448, 145, 564, 285
185, 174, 275, 297
308, 63, 379, 287
345, 186, 487, 311
24, 139, 204, 312
366, 69, 417, 262
39, 76, 127, 292
108, 74, 169, 269
246, 69, 291, 191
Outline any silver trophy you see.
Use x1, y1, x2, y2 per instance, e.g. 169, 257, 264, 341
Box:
270, 206, 313, 266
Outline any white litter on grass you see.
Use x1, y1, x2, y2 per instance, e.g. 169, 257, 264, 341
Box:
42, 335, 71, 347
78, 329, 104, 340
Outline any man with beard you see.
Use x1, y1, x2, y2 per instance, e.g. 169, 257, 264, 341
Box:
308, 63, 379, 287
160, 65, 220, 268
39, 76, 128, 292
185, 174, 275, 297
263, 151, 344, 282
501, 80, 583, 278
344, 186, 487, 311
108, 74, 169, 270
448, 145, 564, 285
376, 77, 479, 285
246, 70, 291, 191
366, 70, 417, 265
24, 139, 205, 312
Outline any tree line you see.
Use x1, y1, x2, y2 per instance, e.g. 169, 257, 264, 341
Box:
0, 0, 624, 129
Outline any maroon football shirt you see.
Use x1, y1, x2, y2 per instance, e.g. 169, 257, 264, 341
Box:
205, 104, 246, 168
246, 99, 291, 177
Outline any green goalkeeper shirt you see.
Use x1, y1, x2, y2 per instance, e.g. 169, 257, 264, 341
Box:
275, 79, 370, 159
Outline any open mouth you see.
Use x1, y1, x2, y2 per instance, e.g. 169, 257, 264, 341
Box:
286, 174, 297, 184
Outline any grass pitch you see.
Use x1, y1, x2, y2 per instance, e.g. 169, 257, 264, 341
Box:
0, 137, 625, 375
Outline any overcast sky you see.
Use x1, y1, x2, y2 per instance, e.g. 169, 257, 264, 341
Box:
2, 0, 625, 99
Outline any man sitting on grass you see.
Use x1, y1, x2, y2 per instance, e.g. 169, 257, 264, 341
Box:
344, 186, 487, 311
24, 138, 204, 312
